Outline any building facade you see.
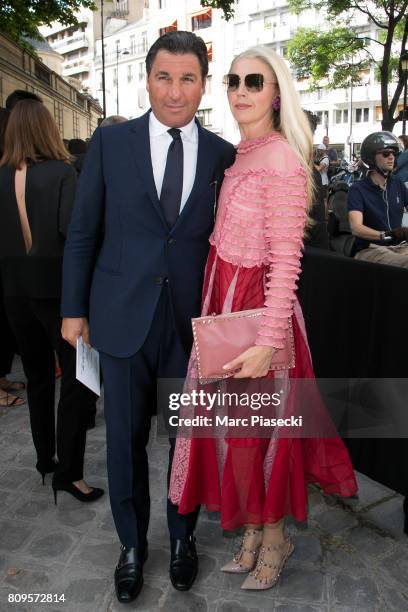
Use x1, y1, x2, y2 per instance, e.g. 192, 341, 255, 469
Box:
0, 32, 102, 139
91, 0, 405, 154
40, 9, 96, 93
41, 1, 145, 95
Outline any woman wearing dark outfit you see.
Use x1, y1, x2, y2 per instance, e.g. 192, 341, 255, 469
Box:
0, 107, 25, 407
0, 100, 103, 503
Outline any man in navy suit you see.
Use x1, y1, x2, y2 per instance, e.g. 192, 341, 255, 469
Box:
61, 31, 235, 603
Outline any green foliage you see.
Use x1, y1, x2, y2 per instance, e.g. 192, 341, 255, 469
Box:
288, 27, 365, 88
375, 56, 401, 82
200, 0, 235, 21
0, 0, 96, 45
287, 0, 408, 129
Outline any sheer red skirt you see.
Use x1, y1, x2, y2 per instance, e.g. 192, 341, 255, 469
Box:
176, 246, 357, 530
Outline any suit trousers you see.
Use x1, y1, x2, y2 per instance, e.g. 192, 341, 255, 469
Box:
4, 296, 96, 481
100, 285, 200, 548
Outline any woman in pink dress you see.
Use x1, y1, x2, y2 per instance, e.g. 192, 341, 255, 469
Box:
169, 46, 357, 591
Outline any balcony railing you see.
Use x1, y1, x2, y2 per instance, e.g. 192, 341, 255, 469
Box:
95, 40, 148, 65
52, 33, 88, 50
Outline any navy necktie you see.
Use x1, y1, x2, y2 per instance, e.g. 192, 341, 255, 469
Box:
160, 128, 184, 228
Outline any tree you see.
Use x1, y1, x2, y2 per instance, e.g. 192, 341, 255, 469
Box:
200, 0, 235, 21
0, 1, 96, 46
287, 0, 408, 131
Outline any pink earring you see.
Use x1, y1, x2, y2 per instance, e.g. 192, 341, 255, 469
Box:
272, 95, 281, 111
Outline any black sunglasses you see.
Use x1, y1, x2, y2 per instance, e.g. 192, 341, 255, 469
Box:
223, 73, 277, 92
378, 149, 397, 158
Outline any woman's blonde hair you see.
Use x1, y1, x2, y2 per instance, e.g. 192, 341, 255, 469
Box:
232, 46, 314, 208
0, 99, 71, 169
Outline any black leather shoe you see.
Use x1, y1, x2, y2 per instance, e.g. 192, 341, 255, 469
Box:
114, 546, 143, 603
169, 534, 198, 591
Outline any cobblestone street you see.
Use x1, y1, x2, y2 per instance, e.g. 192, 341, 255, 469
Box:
1, 361, 408, 612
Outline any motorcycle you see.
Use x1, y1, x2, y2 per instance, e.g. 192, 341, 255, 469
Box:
327, 159, 363, 256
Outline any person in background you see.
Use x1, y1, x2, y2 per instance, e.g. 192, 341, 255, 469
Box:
314, 143, 329, 204
100, 115, 127, 127
323, 135, 339, 178
304, 110, 329, 249
68, 138, 88, 175
348, 131, 408, 266
395, 134, 408, 186
0, 107, 25, 407
0, 99, 104, 503
6, 90, 42, 110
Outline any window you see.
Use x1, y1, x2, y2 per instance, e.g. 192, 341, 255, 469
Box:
73, 112, 79, 137
139, 61, 146, 81
54, 102, 63, 133
280, 46, 288, 58
316, 110, 328, 126
130, 35, 136, 54
196, 108, 212, 127
35, 63, 50, 85
191, 9, 212, 31
355, 107, 369, 123
206, 42, 213, 62
127, 64, 133, 82
205, 75, 212, 95
159, 20, 177, 37
264, 17, 277, 29
141, 31, 148, 52
334, 109, 348, 124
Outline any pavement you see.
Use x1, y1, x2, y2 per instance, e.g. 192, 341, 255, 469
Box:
1, 359, 408, 612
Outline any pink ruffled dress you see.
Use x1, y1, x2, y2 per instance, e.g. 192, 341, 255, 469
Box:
169, 132, 357, 530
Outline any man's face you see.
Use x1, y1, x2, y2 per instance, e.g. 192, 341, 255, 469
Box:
146, 50, 205, 127
375, 149, 396, 173
323, 136, 329, 147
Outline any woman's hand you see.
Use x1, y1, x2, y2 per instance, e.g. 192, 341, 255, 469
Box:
223, 345, 277, 379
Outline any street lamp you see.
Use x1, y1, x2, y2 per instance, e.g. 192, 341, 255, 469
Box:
401, 50, 408, 135
115, 42, 129, 115
100, 0, 106, 118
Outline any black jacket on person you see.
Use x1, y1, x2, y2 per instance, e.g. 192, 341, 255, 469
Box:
0, 159, 76, 298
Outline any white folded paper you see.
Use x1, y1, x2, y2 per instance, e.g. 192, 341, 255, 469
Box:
76, 336, 101, 396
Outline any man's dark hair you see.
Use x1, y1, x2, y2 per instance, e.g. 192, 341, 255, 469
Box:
6, 90, 43, 110
68, 138, 87, 155
303, 109, 317, 134
146, 31, 208, 80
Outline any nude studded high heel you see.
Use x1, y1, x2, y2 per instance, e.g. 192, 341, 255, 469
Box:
221, 528, 263, 573
240, 536, 294, 590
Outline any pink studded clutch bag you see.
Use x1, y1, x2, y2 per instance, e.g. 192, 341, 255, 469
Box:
192, 308, 295, 384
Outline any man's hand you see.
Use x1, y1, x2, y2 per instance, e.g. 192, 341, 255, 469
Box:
61, 317, 90, 348
387, 228, 408, 243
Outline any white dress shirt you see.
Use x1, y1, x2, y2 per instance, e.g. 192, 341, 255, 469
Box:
149, 112, 198, 212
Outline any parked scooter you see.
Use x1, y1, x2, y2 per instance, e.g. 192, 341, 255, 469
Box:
327, 158, 363, 256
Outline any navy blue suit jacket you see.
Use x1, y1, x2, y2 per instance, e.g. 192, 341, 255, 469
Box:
61, 111, 236, 357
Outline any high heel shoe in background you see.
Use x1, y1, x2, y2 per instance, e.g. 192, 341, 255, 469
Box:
36, 459, 58, 485
52, 482, 104, 504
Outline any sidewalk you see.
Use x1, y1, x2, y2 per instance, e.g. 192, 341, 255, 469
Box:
0, 359, 407, 612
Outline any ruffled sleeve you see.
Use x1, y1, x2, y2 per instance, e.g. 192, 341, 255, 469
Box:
255, 160, 308, 349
